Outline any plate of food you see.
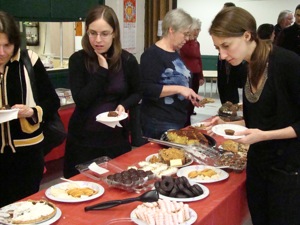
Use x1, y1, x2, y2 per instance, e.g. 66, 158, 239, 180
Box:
158, 183, 209, 202
45, 181, 104, 203
218, 101, 243, 121
145, 150, 193, 168
219, 140, 249, 157
177, 165, 229, 183
132, 161, 178, 178
96, 111, 128, 122
161, 128, 216, 147
211, 124, 247, 139
154, 176, 209, 202
130, 199, 197, 225
0, 200, 61, 225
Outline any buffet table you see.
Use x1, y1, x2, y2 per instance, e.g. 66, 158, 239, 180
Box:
24, 137, 250, 224
44, 104, 75, 162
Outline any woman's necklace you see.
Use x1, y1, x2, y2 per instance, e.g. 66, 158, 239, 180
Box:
245, 65, 268, 103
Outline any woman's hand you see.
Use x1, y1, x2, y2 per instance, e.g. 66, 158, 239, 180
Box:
12, 104, 34, 118
205, 116, 225, 136
235, 128, 265, 145
94, 50, 108, 69
115, 105, 125, 115
178, 86, 204, 107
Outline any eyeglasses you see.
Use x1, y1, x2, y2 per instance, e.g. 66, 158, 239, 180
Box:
180, 31, 191, 38
87, 30, 113, 39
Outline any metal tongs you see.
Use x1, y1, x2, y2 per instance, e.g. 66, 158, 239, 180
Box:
146, 137, 221, 166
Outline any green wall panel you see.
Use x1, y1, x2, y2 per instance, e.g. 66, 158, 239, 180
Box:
0, 0, 104, 22
201, 55, 218, 71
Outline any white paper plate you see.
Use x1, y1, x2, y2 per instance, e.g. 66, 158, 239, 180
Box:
158, 183, 209, 202
190, 122, 210, 129
0, 202, 61, 225
45, 181, 104, 203
211, 124, 247, 139
145, 153, 193, 168
96, 112, 128, 122
131, 208, 197, 225
177, 165, 229, 183
0, 108, 19, 123
40, 207, 62, 225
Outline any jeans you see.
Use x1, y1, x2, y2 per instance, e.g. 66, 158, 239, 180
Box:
141, 113, 185, 139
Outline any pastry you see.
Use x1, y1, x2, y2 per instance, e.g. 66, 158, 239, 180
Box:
198, 168, 217, 177
107, 111, 118, 117
224, 129, 235, 135
221, 140, 239, 153
134, 199, 191, 224
166, 129, 208, 146
0, 200, 57, 224
158, 148, 186, 166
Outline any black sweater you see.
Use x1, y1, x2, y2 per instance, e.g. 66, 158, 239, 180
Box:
244, 46, 300, 171
67, 49, 141, 146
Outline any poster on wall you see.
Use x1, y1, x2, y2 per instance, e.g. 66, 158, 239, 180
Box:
123, 0, 136, 53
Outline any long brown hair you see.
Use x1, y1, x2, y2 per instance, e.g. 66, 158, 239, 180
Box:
82, 5, 122, 73
209, 7, 271, 88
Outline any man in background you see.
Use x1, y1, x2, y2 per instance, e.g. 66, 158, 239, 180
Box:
276, 4, 300, 56
274, 10, 293, 41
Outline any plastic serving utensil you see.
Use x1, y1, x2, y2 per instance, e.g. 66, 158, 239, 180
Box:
84, 190, 159, 211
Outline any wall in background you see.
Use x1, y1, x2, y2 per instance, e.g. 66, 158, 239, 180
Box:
106, 0, 145, 62
177, 0, 299, 56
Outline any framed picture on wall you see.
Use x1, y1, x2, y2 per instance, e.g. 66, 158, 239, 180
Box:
24, 22, 39, 46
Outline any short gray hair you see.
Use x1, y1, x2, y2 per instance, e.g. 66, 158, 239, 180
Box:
162, 8, 193, 37
277, 10, 292, 24
191, 18, 202, 31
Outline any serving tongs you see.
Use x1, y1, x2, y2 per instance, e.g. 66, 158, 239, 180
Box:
84, 190, 159, 211
146, 137, 221, 165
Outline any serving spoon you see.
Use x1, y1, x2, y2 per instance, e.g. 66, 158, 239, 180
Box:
84, 190, 159, 211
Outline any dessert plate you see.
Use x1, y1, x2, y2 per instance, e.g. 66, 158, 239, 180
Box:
158, 183, 209, 202
145, 153, 193, 168
211, 124, 247, 139
96, 112, 128, 122
190, 122, 210, 130
45, 181, 104, 203
40, 207, 62, 225
0, 201, 61, 225
130, 208, 197, 225
161, 132, 217, 147
177, 165, 229, 183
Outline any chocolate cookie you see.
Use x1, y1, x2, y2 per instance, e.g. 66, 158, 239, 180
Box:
177, 183, 194, 197
191, 184, 204, 196
154, 181, 169, 196
160, 176, 174, 192
169, 183, 180, 197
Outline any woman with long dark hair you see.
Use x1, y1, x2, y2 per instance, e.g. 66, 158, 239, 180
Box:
63, 5, 141, 178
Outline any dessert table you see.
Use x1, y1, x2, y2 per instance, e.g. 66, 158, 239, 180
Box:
44, 104, 74, 162
24, 136, 250, 225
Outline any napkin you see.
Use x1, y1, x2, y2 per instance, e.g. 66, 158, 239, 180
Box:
88, 162, 109, 175
0, 109, 19, 124
97, 121, 123, 128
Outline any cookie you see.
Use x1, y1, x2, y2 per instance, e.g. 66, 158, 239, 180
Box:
160, 176, 174, 192
177, 183, 194, 197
